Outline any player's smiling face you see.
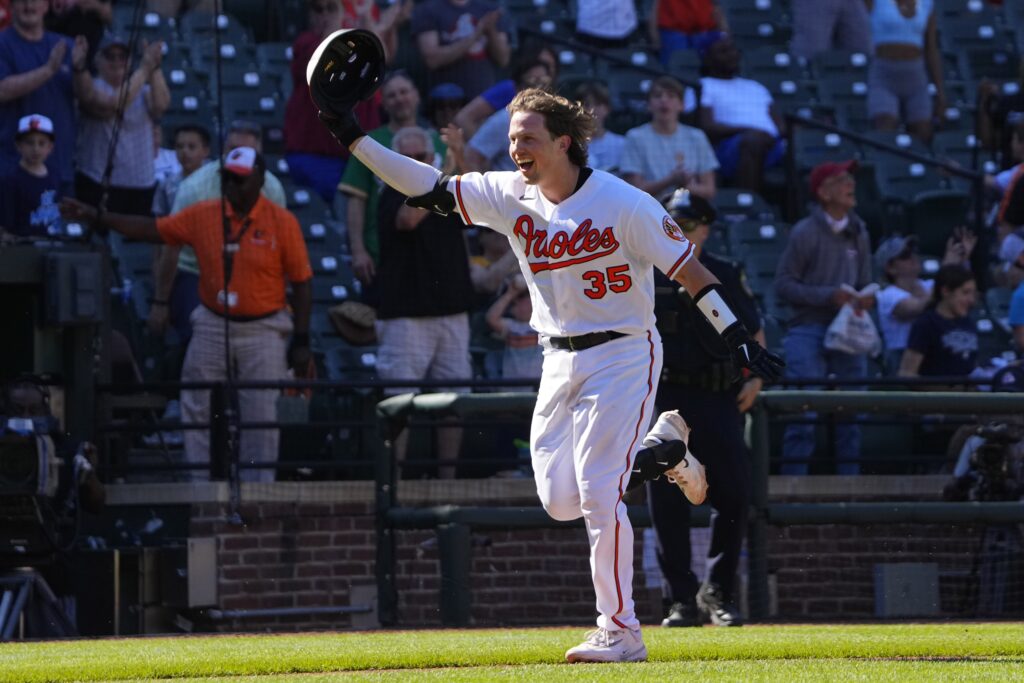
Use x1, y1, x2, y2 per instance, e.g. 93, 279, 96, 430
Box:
508, 111, 567, 186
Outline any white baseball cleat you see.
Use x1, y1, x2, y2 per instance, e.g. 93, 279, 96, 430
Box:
643, 410, 707, 505
565, 626, 648, 663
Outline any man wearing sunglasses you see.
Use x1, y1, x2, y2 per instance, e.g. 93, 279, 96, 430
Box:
59, 147, 313, 484
648, 188, 764, 628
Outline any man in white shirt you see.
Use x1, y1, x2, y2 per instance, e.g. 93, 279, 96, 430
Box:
696, 36, 785, 194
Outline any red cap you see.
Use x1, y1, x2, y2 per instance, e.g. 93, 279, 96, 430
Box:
809, 160, 858, 198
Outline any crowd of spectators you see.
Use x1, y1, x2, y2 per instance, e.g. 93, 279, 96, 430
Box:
2, 0, 1024, 481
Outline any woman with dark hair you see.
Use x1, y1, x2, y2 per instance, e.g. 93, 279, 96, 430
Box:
898, 264, 978, 379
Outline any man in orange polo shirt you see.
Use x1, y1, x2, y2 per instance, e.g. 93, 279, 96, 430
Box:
61, 147, 313, 483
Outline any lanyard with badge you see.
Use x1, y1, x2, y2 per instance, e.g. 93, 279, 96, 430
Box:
218, 215, 253, 311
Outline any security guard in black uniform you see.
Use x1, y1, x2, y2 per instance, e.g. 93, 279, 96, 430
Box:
648, 189, 765, 627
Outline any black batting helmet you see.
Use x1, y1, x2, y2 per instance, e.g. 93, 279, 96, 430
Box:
306, 29, 386, 117
666, 188, 717, 225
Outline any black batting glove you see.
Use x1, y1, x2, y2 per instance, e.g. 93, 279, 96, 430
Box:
318, 110, 365, 149
722, 324, 785, 383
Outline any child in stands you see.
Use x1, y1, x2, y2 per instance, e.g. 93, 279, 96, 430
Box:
0, 114, 61, 238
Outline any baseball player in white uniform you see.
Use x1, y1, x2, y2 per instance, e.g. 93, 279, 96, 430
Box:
309, 29, 783, 664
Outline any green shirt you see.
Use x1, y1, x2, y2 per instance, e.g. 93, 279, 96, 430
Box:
173, 161, 287, 274
338, 126, 446, 264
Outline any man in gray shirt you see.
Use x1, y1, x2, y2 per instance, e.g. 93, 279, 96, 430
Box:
774, 160, 874, 475
621, 75, 718, 202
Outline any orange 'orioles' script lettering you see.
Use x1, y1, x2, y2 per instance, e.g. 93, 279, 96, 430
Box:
513, 215, 620, 273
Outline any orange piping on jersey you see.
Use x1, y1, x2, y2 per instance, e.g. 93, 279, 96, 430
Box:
666, 242, 695, 279
610, 330, 656, 630
454, 176, 474, 225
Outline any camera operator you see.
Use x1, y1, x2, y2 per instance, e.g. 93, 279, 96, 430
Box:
1, 376, 105, 635
945, 420, 1024, 504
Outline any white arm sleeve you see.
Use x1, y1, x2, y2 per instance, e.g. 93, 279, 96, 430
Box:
350, 135, 443, 198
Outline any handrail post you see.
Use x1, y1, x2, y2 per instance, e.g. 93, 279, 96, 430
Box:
438, 523, 472, 627
209, 382, 229, 480
784, 114, 798, 222
375, 416, 399, 626
747, 398, 771, 622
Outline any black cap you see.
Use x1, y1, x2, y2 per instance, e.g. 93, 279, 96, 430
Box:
666, 188, 717, 224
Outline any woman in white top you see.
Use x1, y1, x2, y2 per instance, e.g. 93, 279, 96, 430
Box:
875, 229, 976, 373
75, 35, 169, 215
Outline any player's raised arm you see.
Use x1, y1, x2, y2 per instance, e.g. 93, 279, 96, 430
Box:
674, 255, 784, 382
308, 29, 456, 215
663, 190, 785, 383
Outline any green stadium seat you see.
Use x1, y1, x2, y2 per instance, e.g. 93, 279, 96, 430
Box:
938, 17, 1014, 52
975, 317, 1015, 365
113, 10, 179, 45
756, 73, 817, 110
818, 74, 869, 110
714, 188, 777, 222
312, 278, 355, 306
745, 46, 805, 83
860, 131, 932, 165
207, 64, 273, 93
792, 129, 860, 172
179, 11, 254, 45
908, 189, 971, 256
727, 17, 792, 48
985, 286, 1013, 332
727, 218, 790, 254
667, 49, 701, 78
811, 50, 870, 80
958, 46, 1021, 82
322, 343, 379, 382
189, 42, 258, 70
256, 42, 293, 70
556, 49, 596, 81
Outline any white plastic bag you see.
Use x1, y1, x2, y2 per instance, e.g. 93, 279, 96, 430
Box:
824, 303, 882, 356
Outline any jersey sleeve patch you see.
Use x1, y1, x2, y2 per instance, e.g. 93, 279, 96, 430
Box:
662, 215, 687, 242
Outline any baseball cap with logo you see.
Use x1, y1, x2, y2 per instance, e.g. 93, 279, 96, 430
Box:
223, 146, 259, 176
16, 114, 55, 140
809, 159, 858, 198
874, 234, 917, 274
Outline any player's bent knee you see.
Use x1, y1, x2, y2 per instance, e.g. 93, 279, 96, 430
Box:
541, 498, 583, 522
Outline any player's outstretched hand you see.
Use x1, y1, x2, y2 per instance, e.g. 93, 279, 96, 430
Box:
742, 342, 785, 383
723, 326, 785, 383
318, 110, 365, 149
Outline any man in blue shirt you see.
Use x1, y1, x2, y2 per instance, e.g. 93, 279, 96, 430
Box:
0, 0, 91, 195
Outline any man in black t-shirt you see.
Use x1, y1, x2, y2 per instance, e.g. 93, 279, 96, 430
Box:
375, 126, 473, 478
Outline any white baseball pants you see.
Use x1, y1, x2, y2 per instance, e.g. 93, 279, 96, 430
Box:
181, 306, 292, 483
531, 331, 662, 630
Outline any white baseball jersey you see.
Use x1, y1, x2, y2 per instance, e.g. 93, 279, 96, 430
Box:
449, 169, 695, 337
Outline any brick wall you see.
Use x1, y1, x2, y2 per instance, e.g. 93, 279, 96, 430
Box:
768, 523, 986, 618
110, 477, 1020, 632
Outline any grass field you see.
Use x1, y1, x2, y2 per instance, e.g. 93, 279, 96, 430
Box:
2, 623, 1024, 682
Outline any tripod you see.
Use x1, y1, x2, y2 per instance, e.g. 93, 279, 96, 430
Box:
0, 567, 77, 640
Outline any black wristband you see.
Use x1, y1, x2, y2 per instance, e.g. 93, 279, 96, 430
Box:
318, 111, 365, 149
